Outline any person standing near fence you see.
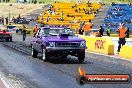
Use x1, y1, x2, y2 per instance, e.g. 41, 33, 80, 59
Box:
82, 20, 92, 36
5, 17, 8, 25
106, 27, 111, 36
22, 25, 27, 41
126, 27, 129, 38
2, 16, 4, 25
33, 25, 38, 33
99, 26, 104, 37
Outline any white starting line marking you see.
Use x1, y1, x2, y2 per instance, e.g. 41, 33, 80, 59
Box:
0, 74, 14, 88
86, 51, 132, 63
1, 76, 10, 88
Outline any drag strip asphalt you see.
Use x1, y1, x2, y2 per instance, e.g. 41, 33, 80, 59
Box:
0, 43, 132, 88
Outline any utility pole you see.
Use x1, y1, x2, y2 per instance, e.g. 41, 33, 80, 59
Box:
9, 4, 12, 22
9, 9, 10, 22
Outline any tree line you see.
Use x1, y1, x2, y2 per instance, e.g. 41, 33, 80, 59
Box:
0, 0, 10, 2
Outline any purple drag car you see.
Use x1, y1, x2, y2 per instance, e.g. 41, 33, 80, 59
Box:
31, 27, 87, 63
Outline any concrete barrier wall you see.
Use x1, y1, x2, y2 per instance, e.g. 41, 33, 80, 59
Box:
119, 46, 132, 59
78, 35, 114, 55
111, 37, 132, 53
78, 35, 132, 59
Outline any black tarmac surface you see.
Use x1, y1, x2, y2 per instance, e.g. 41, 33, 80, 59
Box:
0, 35, 132, 88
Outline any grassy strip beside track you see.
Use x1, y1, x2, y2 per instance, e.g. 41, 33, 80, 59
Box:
5, 0, 132, 4
0, 3, 43, 18
102, 0, 132, 4
44, 0, 132, 3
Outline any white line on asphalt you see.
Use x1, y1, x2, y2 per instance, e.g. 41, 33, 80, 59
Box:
0, 73, 14, 88
1, 78, 10, 88
1, 76, 10, 88
86, 51, 132, 62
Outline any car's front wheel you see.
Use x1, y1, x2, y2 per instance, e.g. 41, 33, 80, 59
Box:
77, 50, 85, 63
5, 38, 9, 42
31, 45, 38, 58
42, 49, 49, 62
10, 37, 12, 42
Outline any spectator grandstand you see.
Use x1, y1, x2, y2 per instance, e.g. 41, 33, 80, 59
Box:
36, 1, 102, 32
102, 4, 132, 33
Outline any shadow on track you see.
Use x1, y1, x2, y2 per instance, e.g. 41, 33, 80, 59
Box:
37, 55, 92, 65
0, 40, 12, 42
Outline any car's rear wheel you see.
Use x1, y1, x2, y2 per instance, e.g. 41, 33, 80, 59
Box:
42, 49, 49, 62
31, 46, 38, 58
77, 50, 85, 63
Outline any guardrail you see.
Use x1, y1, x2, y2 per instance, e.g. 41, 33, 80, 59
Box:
111, 37, 132, 53
78, 35, 114, 55
119, 46, 132, 59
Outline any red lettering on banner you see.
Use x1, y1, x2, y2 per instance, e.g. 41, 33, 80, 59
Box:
95, 40, 105, 49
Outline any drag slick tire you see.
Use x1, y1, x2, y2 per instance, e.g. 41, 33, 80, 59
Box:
10, 38, 12, 42
31, 46, 38, 58
77, 50, 85, 63
42, 49, 49, 62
